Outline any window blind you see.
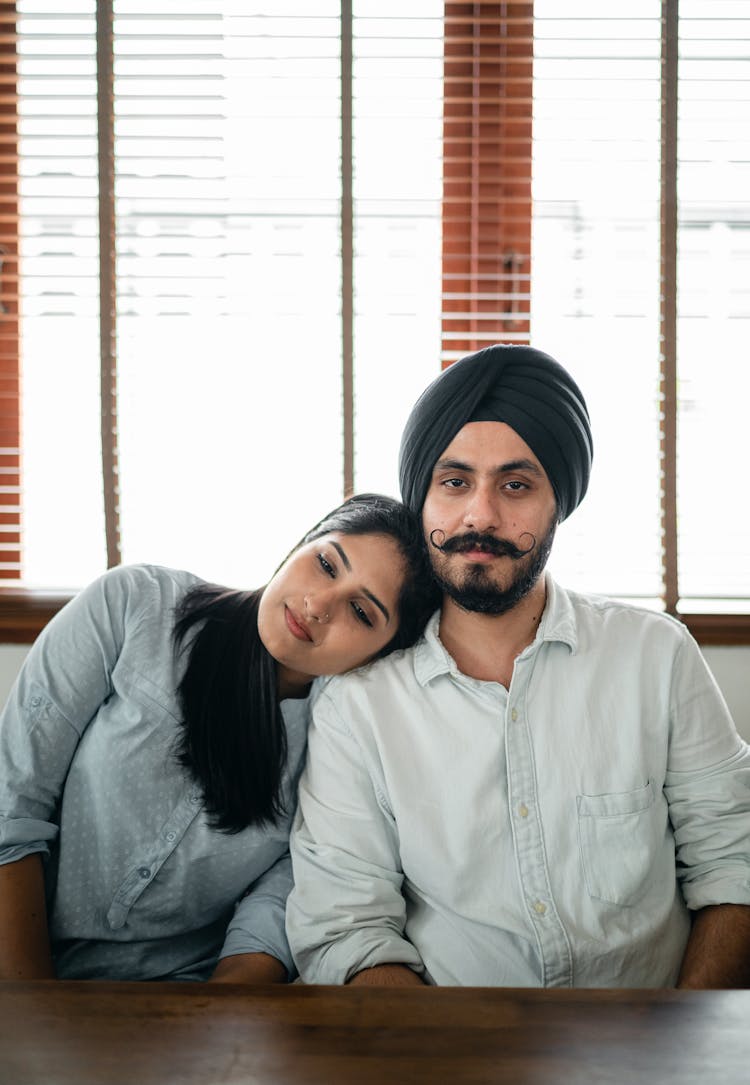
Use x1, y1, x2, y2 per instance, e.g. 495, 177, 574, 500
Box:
676, 0, 750, 611
1, 0, 749, 642
444, 0, 750, 619
17, 3, 104, 587
530, 2, 664, 604
0, 3, 20, 582
11, 1, 445, 591
442, 1, 533, 363
352, 1, 443, 497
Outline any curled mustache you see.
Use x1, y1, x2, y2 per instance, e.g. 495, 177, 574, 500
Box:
429, 529, 536, 560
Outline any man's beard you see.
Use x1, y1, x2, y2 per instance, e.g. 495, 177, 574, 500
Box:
428, 517, 557, 615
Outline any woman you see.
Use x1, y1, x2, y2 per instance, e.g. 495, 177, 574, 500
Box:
0, 494, 438, 984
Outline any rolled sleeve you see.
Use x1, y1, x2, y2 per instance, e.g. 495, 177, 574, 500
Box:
0, 568, 129, 865
220, 853, 296, 977
286, 690, 424, 984
664, 632, 750, 910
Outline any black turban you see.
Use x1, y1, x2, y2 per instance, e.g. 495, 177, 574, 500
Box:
398, 344, 593, 522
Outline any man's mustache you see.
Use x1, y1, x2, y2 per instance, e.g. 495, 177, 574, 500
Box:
429, 530, 537, 560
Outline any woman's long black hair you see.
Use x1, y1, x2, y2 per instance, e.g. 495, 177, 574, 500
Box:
173, 493, 438, 833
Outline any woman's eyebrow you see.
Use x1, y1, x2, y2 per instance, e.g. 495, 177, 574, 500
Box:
363, 589, 390, 625
331, 540, 351, 570
332, 540, 390, 624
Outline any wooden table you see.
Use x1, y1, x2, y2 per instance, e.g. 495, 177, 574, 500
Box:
2, 982, 749, 1084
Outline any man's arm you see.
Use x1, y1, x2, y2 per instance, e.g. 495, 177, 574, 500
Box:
348, 964, 425, 987
0, 855, 55, 980
677, 904, 750, 989
287, 688, 425, 985
664, 630, 750, 984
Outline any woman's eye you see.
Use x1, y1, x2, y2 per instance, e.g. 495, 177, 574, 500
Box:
351, 601, 373, 628
317, 553, 335, 577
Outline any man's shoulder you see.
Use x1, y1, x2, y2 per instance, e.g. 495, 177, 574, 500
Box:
557, 581, 691, 648
318, 641, 423, 706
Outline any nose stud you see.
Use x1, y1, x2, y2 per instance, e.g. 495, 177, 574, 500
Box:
315, 612, 330, 624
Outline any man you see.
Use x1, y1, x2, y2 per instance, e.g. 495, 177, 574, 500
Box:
286, 344, 750, 988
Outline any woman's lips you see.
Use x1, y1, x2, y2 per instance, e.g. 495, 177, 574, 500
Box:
285, 606, 313, 642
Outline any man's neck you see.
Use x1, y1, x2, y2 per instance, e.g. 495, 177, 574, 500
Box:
437, 577, 547, 687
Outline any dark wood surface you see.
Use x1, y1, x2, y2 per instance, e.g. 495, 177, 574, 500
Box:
2, 982, 749, 1084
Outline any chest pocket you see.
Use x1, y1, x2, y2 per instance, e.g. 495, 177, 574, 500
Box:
577, 780, 663, 907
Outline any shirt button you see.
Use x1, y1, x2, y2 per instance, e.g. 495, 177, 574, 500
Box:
518, 803, 529, 818
190, 794, 201, 805
30, 696, 42, 707
533, 900, 547, 916
165, 831, 177, 842
138, 867, 151, 879
511, 708, 518, 722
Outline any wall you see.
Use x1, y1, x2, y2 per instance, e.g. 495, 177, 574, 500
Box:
0, 642, 748, 739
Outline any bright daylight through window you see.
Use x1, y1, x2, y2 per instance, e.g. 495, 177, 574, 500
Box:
2, 1, 748, 636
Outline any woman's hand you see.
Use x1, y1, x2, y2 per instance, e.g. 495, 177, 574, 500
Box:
0, 854, 55, 980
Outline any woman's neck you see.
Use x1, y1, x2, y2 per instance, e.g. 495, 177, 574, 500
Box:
276, 663, 313, 701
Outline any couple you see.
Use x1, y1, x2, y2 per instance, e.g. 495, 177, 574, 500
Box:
2, 344, 749, 987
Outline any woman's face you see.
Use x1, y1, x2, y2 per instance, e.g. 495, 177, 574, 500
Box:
257, 531, 406, 690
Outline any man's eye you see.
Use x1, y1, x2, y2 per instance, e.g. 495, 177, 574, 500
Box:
505, 480, 527, 491
442, 478, 466, 489
317, 553, 335, 577
351, 601, 373, 628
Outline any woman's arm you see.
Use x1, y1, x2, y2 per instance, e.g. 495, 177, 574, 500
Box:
218, 853, 297, 981
209, 952, 287, 984
0, 567, 139, 978
0, 855, 55, 980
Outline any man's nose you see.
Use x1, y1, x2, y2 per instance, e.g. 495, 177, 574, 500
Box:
461, 485, 499, 533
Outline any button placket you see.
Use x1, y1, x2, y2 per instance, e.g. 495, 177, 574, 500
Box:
505, 662, 573, 987
106, 791, 204, 931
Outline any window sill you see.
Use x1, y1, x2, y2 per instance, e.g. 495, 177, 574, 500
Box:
1, 591, 750, 647
0, 589, 76, 643
679, 614, 750, 647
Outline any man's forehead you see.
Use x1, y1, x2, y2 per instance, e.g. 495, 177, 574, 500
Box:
435, 420, 541, 467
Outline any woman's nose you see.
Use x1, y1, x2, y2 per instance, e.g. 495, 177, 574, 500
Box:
305, 593, 332, 624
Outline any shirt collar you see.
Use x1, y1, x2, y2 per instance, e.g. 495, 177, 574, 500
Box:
413, 573, 578, 687
536, 573, 578, 653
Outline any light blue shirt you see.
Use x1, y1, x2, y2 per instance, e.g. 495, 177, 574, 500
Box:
0, 564, 309, 981
287, 575, 750, 987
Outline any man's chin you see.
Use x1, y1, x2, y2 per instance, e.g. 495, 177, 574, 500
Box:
433, 551, 549, 615
435, 572, 531, 616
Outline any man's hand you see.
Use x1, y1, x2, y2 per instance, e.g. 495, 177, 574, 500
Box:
677, 904, 750, 988
209, 952, 288, 984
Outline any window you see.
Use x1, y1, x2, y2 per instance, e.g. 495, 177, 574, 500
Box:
1, 1, 748, 644
442, 0, 750, 642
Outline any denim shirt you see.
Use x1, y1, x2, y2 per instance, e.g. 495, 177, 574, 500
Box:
0, 564, 309, 980
288, 575, 750, 987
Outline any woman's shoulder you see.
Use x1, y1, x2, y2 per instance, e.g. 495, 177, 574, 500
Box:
91, 563, 204, 612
